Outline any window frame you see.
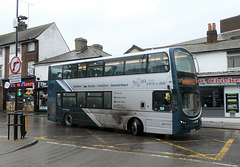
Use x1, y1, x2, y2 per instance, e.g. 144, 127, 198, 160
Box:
58, 91, 112, 109
227, 55, 240, 69
152, 91, 172, 112
49, 51, 171, 80
28, 42, 35, 52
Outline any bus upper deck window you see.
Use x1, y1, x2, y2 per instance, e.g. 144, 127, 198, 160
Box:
148, 53, 169, 73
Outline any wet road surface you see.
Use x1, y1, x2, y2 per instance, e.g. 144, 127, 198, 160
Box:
0, 112, 239, 167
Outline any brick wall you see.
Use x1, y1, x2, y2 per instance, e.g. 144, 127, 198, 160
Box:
21, 42, 37, 77
220, 15, 240, 33
4, 47, 9, 78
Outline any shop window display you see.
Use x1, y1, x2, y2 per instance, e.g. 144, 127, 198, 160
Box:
17, 88, 34, 111
39, 91, 48, 111
200, 87, 224, 108
6, 91, 15, 111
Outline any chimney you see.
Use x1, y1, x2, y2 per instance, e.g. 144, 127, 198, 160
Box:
17, 21, 27, 31
207, 23, 217, 43
75, 37, 87, 52
92, 44, 103, 51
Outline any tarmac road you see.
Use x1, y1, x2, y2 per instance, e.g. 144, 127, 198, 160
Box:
0, 112, 239, 167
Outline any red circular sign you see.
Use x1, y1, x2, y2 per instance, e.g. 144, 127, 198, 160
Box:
10, 56, 21, 74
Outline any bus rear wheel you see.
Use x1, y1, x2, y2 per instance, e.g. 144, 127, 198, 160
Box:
131, 118, 143, 136
64, 114, 73, 127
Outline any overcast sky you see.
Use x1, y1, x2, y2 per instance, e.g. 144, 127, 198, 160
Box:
1, 0, 240, 55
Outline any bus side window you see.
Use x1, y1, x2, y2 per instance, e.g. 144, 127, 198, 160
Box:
77, 92, 86, 107
148, 53, 169, 73
63, 64, 77, 79
125, 56, 147, 75
153, 91, 171, 111
78, 63, 87, 78
104, 61, 124, 76
87, 61, 103, 77
62, 93, 76, 107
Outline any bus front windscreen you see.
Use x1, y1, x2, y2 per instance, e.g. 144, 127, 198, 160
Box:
180, 91, 201, 117
174, 48, 201, 117
174, 49, 196, 74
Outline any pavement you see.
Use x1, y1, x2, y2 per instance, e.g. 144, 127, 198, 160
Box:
0, 135, 38, 155
0, 114, 239, 157
202, 117, 240, 130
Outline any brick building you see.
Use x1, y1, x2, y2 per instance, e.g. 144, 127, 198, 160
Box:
0, 22, 69, 112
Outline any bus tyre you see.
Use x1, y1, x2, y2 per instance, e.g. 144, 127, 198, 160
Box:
131, 118, 143, 136
64, 114, 73, 127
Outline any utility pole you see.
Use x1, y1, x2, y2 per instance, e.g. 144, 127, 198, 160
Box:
13, 0, 27, 112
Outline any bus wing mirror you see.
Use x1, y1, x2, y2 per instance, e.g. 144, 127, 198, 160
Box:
193, 55, 200, 74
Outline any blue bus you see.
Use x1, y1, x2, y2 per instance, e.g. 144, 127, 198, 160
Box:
47, 47, 201, 135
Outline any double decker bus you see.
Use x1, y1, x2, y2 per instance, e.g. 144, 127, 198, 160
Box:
47, 47, 201, 135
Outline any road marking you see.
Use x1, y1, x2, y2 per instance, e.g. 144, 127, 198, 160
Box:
155, 138, 214, 160
87, 130, 106, 144
215, 135, 236, 161
45, 139, 237, 167
40, 117, 44, 137
115, 142, 156, 146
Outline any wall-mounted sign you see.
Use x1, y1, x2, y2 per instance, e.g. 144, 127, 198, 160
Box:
226, 93, 239, 113
198, 77, 240, 86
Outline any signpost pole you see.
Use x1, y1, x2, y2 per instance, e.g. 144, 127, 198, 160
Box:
15, 0, 19, 112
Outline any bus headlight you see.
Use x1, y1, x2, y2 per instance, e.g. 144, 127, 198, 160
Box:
179, 120, 187, 125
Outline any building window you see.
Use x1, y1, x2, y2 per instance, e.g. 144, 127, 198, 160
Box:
28, 61, 35, 76
0, 48, 3, 57
200, 87, 224, 108
10, 44, 21, 54
228, 56, 240, 68
0, 65, 2, 78
28, 42, 35, 52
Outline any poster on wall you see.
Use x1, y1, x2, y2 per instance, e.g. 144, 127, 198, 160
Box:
226, 93, 239, 113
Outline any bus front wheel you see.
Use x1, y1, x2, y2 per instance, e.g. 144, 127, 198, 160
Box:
131, 118, 143, 136
64, 114, 73, 127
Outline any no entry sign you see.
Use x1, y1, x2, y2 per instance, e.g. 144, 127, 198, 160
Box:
10, 56, 21, 74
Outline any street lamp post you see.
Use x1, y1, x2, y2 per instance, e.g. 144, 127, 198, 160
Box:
14, 0, 27, 112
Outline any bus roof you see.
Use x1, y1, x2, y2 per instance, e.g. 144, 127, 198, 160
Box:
49, 47, 182, 67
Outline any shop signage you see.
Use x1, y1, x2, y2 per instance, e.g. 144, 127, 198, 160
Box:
4, 81, 34, 89
198, 77, 240, 86
38, 81, 48, 88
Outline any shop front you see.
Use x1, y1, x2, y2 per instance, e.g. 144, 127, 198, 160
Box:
3, 78, 36, 112
36, 81, 48, 112
198, 75, 240, 117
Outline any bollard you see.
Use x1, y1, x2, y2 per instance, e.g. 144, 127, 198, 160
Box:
7, 112, 27, 140
20, 115, 27, 139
